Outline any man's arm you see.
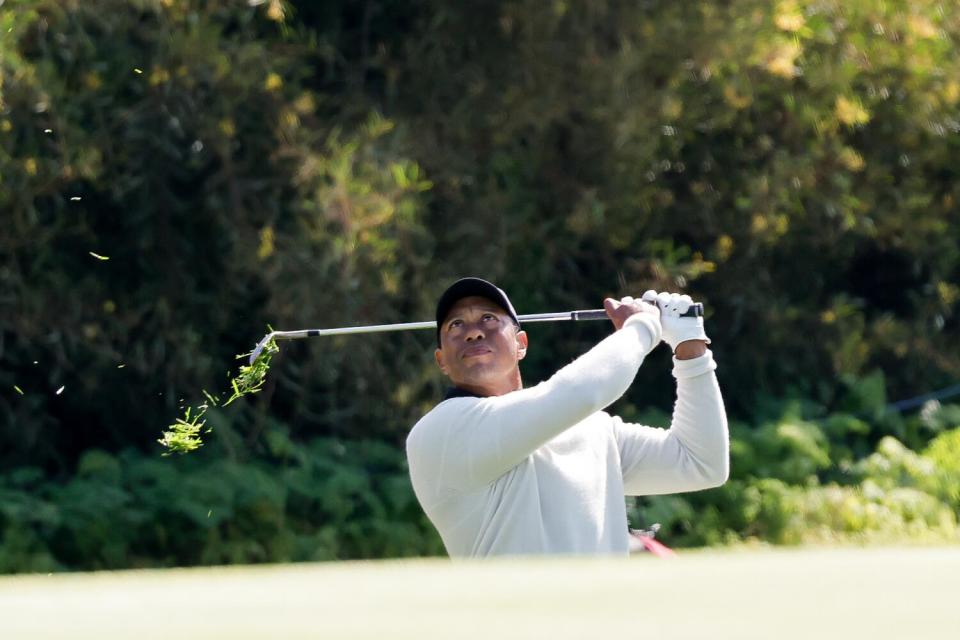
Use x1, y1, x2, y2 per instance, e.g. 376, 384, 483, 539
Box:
614, 349, 729, 495
407, 311, 660, 494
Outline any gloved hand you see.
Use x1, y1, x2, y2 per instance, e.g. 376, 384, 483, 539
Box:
642, 290, 710, 353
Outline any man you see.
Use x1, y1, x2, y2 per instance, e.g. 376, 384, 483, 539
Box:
406, 277, 729, 558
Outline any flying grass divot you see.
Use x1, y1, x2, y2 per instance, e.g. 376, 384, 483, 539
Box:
158, 337, 278, 455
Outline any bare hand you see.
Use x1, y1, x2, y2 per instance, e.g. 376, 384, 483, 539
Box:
603, 296, 660, 331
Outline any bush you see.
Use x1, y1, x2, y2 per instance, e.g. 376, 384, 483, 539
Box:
629, 406, 960, 548
0, 435, 443, 574
922, 428, 960, 510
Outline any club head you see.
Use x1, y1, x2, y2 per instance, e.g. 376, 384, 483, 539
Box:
248, 333, 276, 365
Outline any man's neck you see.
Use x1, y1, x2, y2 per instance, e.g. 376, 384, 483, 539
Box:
454, 370, 523, 398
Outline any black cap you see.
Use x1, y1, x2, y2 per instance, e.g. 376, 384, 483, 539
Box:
435, 277, 520, 346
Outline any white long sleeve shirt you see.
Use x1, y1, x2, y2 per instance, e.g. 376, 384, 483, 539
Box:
405, 314, 729, 558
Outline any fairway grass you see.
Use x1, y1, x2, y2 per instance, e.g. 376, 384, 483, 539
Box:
1, 546, 957, 639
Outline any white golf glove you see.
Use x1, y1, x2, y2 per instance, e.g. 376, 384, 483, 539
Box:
642, 290, 710, 353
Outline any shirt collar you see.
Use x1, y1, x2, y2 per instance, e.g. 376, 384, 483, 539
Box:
443, 386, 483, 400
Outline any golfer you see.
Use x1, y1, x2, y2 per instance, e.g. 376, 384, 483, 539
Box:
406, 277, 729, 557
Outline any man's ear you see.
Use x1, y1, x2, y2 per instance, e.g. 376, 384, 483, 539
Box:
434, 348, 449, 375
516, 330, 529, 360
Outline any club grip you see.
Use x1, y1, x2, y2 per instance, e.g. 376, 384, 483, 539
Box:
681, 302, 704, 317
572, 302, 703, 321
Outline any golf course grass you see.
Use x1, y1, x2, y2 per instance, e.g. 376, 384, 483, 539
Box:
1, 546, 956, 639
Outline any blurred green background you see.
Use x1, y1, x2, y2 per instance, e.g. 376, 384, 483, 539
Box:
1, 0, 958, 572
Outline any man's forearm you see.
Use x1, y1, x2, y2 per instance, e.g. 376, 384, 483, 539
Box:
669, 351, 729, 486
616, 349, 729, 495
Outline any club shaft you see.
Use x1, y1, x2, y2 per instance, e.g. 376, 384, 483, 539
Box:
268, 311, 604, 340
248, 304, 703, 363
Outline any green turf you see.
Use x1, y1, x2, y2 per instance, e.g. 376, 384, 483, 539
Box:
1, 546, 956, 639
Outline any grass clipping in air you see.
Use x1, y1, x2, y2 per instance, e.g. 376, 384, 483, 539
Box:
158, 338, 279, 455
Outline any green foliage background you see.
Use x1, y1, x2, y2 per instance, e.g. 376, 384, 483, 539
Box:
1, 0, 958, 570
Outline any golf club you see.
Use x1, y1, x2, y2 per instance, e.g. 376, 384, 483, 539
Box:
248, 303, 704, 364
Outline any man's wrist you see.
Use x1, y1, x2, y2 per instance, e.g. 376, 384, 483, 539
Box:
623, 312, 662, 352
674, 340, 707, 360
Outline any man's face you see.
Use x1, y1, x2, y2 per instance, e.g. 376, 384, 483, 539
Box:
434, 296, 528, 392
